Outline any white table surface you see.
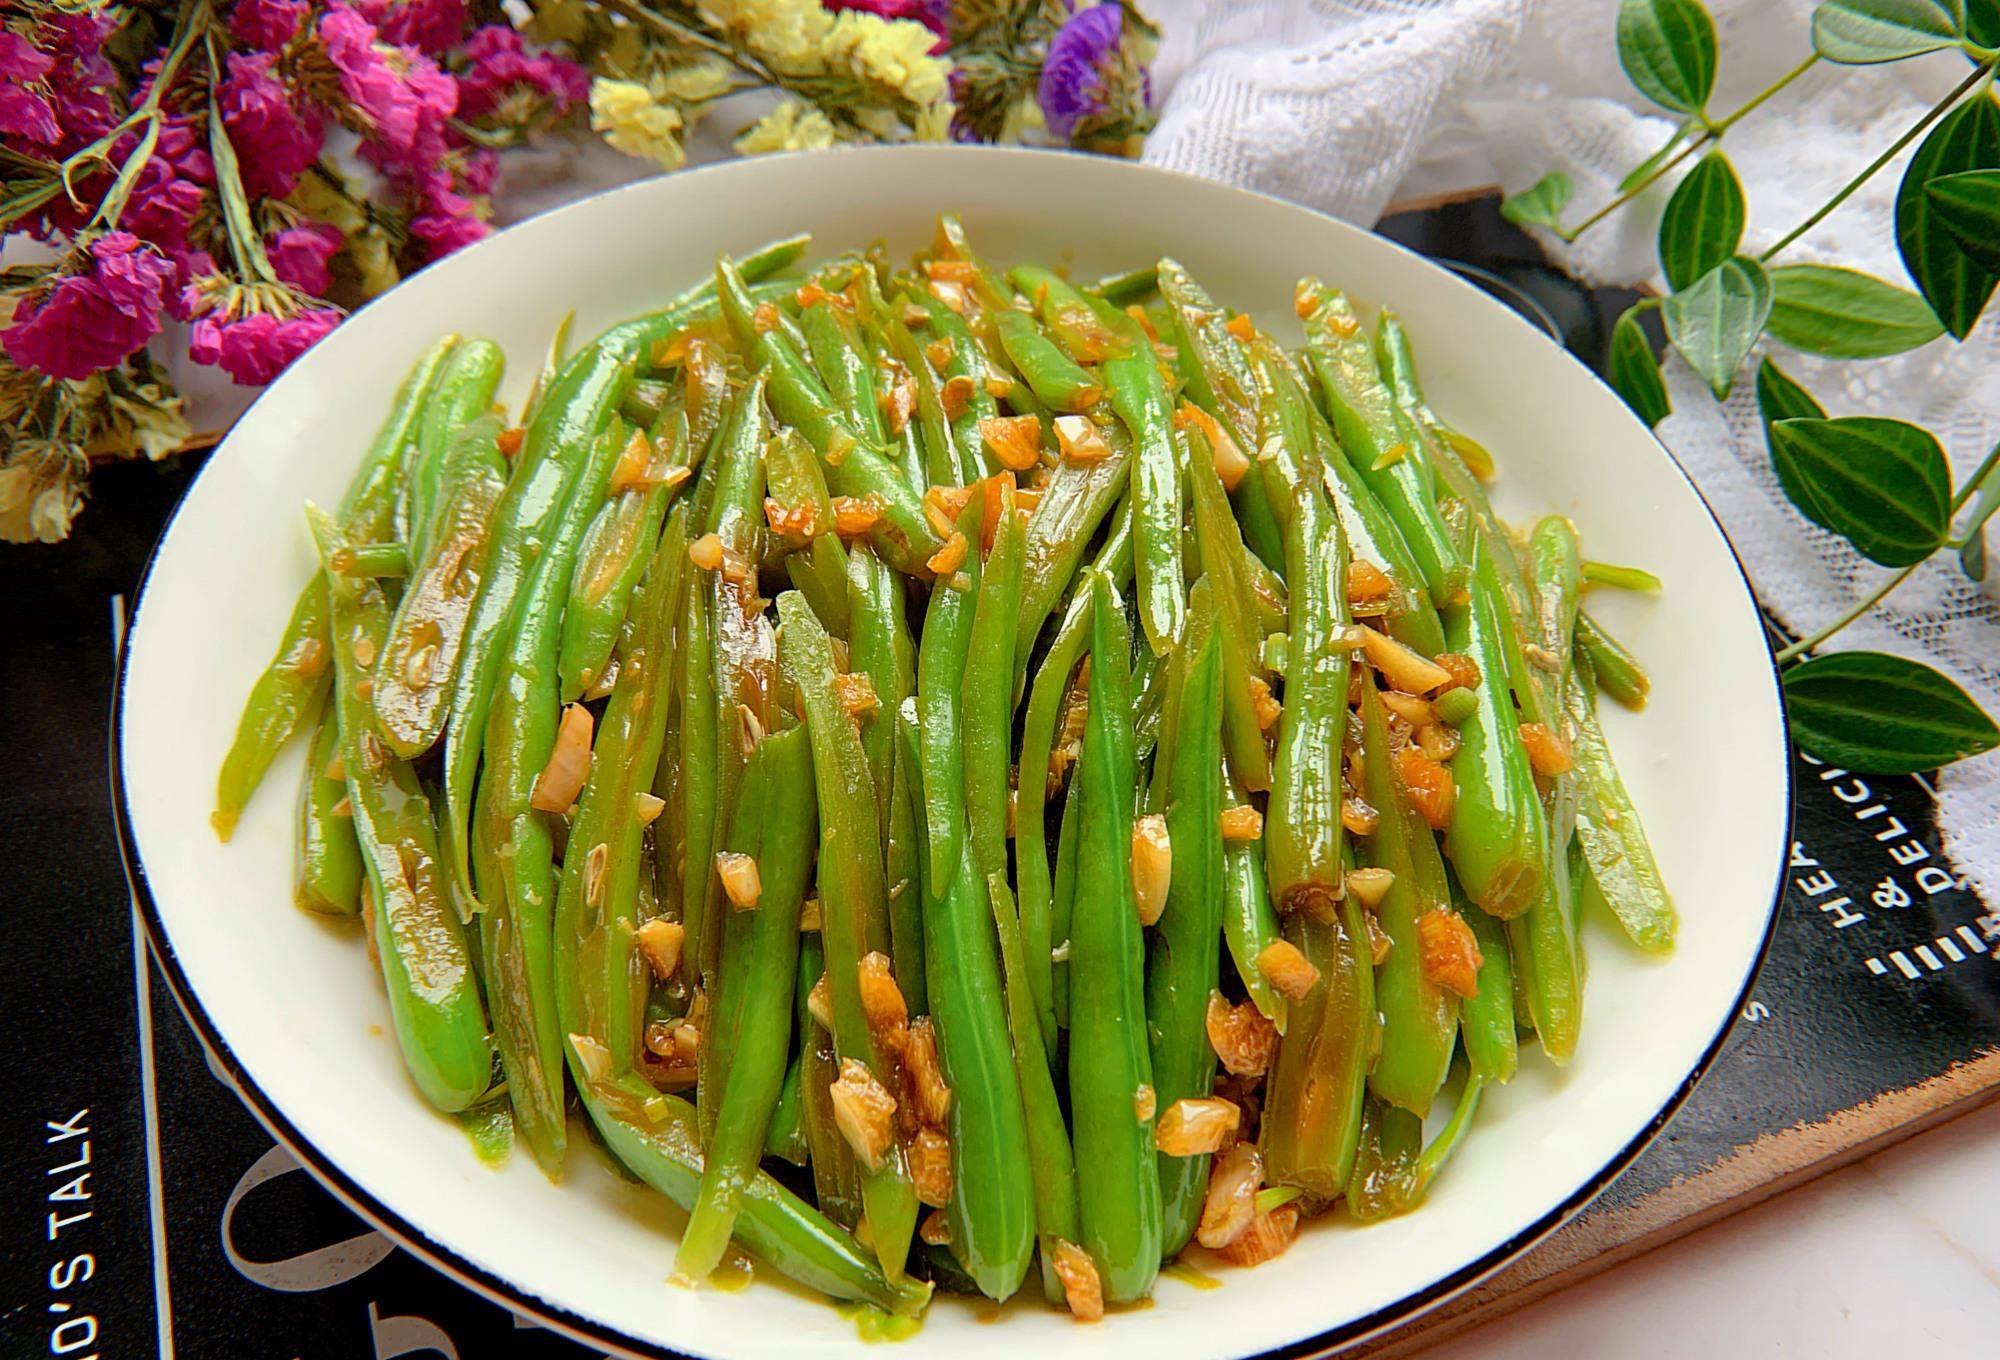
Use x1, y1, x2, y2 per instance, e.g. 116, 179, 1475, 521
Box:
1424, 1097, 2000, 1357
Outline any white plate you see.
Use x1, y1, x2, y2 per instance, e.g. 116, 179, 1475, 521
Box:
115, 146, 1789, 1360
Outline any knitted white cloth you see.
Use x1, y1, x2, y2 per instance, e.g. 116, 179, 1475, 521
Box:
1144, 0, 2000, 896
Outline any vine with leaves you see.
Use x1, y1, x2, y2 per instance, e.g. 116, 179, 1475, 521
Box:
1504, 0, 2000, 777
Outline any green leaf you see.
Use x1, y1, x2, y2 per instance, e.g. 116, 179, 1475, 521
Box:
1755, 358, 1835, 532
1500, 172, 1575, 229
1896, 92, 2000, 340
1812, 0, 1967, 63
1955, 440, 2000, 578
1768, 416, 1953, 566
1618, 0, 1720, 114
1784, 650, 2000, 774
1924, 168, 2000, 272
1619, 119, 1701, 192
1969, 0, 2000, 46
1663, 255, 1772, 398
1766, 264, 1946, 357
1607, 308, 1672, 427
1658, 151, 1745, 290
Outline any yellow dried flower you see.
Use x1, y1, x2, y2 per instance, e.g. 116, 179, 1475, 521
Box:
735, 99, 839, 154
591, 78, 687, 170
657, 58, 736, 104
823, 12, 950, 106
698, 0, 833, 70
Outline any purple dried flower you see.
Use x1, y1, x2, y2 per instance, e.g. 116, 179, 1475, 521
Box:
218, 51, 325, 200
228, 0, 310, 51
2, 233, 171, 380
1038, 4, 1126, 139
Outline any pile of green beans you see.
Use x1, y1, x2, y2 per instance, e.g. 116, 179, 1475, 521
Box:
215, 219, 1674, 1325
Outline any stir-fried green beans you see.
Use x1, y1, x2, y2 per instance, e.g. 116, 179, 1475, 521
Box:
221, 222, 1675, 1323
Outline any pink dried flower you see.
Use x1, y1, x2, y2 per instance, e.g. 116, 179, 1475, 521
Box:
269, 223, 345, 295
320, 3, 457, 174
0, 29, 54, 83
190, 305, 343, 385
218, 51, 325, 199
406, 166, 490, 260
2, 233, 171, 381
228, 0, 310, 50
455, 24, 589, 120
357, 0, 469, 55
0, 84, 60, 147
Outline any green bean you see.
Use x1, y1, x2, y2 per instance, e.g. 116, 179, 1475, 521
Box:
1346, 1095, 1423, 1223
1015, 429, 1134, 677
1041, 796, 1082, 1039
915, 292, 999, 465
440, 342, 636, 912
1374, 310, 1496, 478
769, 425, 850, 637
213, 575, 333, 840
1153, 262, 1282, 571
374, 415, 509, 758
553, 521, 902, 1309
1222, 759, 1287, 1030
1309, 406, 1445, 656
1567, 650, 1676, 952
678, 726, 817, 1284
1017, 267, 1184, 654
775, 590, 918, 1281
716, 257, 938, 575
991, 307, 1101, 413
306, 508, 490, 1113
886, 712, 928, 1016
619, 376, 672, 430
1260, 866, 1375, 1205
1183, 417, 1272, 791
405, 339, 504, 557
1411, 1075, 1486, 1205
1442, 536, 1549, 919
480, 412, 634, 1174
294, 712, 361, 916
1017, 510, 1135, 1054
1146, 593, 1224, 1254
802, 297, 889, 449
796, 930, 865, 1229
678, 560, 721, 1022
765, 1052, 808, 1166
1576, 609, 1651, 708
1260, 410, 1351, 914
1358, 674, 1458, 1117
1459, 892, 1519, 1085
1509, 774, 1583, 1065
847, 542, 915, 840
1582, 559, 1663, 592
1067, 572, 1162, 1304
215, 337, 457, 838
558, 409, 692, 702
1303, 286, 1465, 603
695, 380, 776, 1028
524, 310, 575, 427
963, 481, 1025, 886
919, 828, 1035, 1301
327, 541, 409, 579
1087, 264, 1160, 307
985, 873, 1081, 1307
1526, 516, 1583, 712
915, 496, 984, 889
888, 310, 969, 486
553, 509, 687, 1117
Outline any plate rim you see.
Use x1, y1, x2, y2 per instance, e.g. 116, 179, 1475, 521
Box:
109, 143, 1796, 1359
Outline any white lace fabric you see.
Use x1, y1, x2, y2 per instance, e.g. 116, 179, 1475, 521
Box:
1144, 0, 2000, 896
